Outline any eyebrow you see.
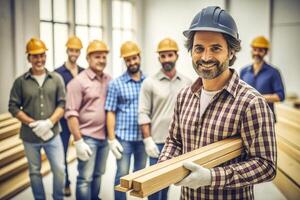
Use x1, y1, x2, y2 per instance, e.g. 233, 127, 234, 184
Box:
194, 44, 223, 48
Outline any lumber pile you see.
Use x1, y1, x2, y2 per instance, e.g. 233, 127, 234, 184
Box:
0, 112, 77, 200
273, 103, 300, 200
115, 137, 242, 198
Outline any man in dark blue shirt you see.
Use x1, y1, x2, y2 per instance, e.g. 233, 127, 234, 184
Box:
55, 36, 84, 196
240, 36, 285, 119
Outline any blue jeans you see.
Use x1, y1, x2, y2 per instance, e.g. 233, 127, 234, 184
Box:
23, 134, 65, 200
148, 143, 169, 200
114, 139, 147, 200
59, 118, 71, 187
76, 136, 109, 200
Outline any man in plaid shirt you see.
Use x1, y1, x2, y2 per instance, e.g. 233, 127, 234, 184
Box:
159, 6, 276, 200
105, 41, 147, 200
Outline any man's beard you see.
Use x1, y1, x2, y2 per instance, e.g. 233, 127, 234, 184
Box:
192, 57, 229, 80
162, 62, 175, 72
127, 63, 140, 74
252, 54, 263, 64
68, 56, 78, 64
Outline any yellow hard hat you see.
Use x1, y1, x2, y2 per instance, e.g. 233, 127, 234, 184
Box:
157, 38, 179, 52
120, 41, 141, 58
86, 40, 109, 55
66, 36, 83, 49
251, 36, 270, 49
26, 38, 48, 55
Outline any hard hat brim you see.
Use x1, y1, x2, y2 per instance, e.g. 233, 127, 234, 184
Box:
27, 48, 48, 55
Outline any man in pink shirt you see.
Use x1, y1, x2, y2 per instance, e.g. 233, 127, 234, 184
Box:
65, 40, 112, 200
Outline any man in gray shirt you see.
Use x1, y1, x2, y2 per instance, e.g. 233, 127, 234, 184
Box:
138, 38, 192, 200
8, 38, 65, 200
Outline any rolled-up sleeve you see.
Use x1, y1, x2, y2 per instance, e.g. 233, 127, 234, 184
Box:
55, 74, 66, 108
210, 97, 276, 188
8, 78, 22, 117
138, 79, 152, 125
105, 81, 118, 112
272, 70, 285, 101
65, 79, 82, 118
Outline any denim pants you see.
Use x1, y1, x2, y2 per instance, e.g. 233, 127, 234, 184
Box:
23, 134, 65, 200
76, 136, 109, 200
148, 143, 169, 200
59, 118, 71, 187
114, 139, 147, 200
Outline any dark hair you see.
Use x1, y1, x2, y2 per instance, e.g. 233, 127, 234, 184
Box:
184, 32, 241, 66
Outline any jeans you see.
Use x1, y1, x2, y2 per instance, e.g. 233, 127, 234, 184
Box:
76, 136, 109, 200
114, 139, 147, 200
148, 143, 169, 200
59, 118, 71, 187
23, 134, 65, 200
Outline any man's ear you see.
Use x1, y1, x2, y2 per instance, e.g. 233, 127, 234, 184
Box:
229, 50, 235, 60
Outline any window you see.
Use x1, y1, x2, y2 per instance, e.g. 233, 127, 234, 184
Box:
112, 0, 135, 77
75, 0, 103, 67
39, 0, 69, 70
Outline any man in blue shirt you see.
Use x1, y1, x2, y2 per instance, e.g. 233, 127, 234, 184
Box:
55, 36, 84, 196
240, 36, 285, 119
105, 41, 147, 200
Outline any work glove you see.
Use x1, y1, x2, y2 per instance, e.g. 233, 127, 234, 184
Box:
74, 138, 92, 161
143, 137, 160, 158
41, 130, 54, 141
29, 119, 53, 137
108, 139, 123, 159
175, 161, 212, 189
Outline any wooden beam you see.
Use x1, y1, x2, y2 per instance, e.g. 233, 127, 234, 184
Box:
0, 118, 19, 129
130, 138, 242, 198
277, 149, 300, 185
0, 123, 21, 140
120, 138, 237, 189
277, 137, 300, 163
0, 113, 12, 122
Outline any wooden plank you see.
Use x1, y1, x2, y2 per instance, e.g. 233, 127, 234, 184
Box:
120, 138, 238, 189
0, 118, 19, 129
277, 149, 300, 185
0, 123, 21, 140
0, 134, 22, 153
0, 144, 24, 167
275, 103, 300, 126
277, 137, 300, 163
273, 169, 300, 200
275, 122, 300, 151
0, 145, 77, 200
0, 113, 12, 122
130, 139, 242, 197
130, 148, 242, 198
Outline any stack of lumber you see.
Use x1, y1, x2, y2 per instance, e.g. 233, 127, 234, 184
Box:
0, 113, 77, 200
273, 103, 300, 199
115, 137, 242, 198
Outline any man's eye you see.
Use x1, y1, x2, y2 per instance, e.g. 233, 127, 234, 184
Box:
194, 47, 204, 53
212, 47, 221, 52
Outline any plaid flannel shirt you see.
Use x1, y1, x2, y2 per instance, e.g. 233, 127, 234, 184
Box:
159, 69, 277, 200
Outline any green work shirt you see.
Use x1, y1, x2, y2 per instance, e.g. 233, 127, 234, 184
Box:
8, 69, 66, 143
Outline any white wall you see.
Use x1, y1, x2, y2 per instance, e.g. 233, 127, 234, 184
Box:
271, 0, 300, 97
141, 0, 225, 80
228, 0, 271, 72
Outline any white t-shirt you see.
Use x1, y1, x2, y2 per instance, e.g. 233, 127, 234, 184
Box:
199, 88, 222, 118
32, 73, 46, 87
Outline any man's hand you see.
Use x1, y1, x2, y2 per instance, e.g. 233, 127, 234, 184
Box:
29, 119, 53, 137
108, 139, 123, 159
41, 130, 54, 141
143, 137, 160, 158
175, 161, 212, 189
74, 138, 92, 161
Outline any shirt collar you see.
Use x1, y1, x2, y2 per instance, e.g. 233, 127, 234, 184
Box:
250, 61, 268, 73
86, 68, 108, 81
191, 68, 239, 98
156, 69, 181, 81
62, 63, 84, 73
24, 68, 52, 79
122, 71, 145, 83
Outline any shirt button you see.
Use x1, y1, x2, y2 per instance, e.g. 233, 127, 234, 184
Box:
40, 95, 44, 99
41, 112, 44, 116
40, 104, 44, 107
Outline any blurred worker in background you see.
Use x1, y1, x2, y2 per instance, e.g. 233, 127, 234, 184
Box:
240, 36, 285, 120
105, 41, 147, 200
55, 35, 84, 196
65, 40, 111, 200
138, 38, 192, 200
